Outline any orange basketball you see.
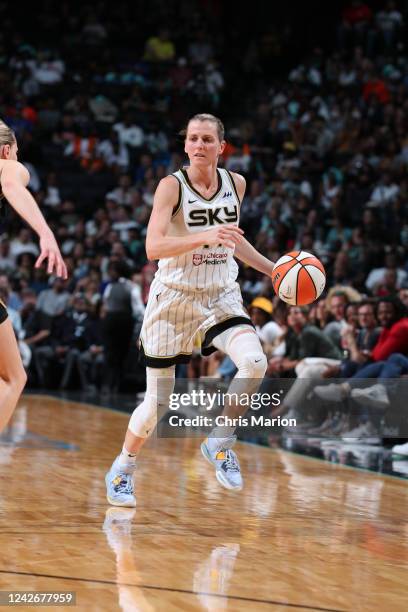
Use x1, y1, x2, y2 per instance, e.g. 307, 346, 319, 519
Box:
271, 251, 326, 305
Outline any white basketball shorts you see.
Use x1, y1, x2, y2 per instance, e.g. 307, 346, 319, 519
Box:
139, 278, 253, 367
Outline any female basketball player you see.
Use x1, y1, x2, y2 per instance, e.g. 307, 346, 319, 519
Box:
106, 114, 275, 506
0, 120, 67, 432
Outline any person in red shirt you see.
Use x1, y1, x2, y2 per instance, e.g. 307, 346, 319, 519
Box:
311, 297, 408, 442
338, 1, 373, 50
313, 297, 408, 403
343, 1, 372, 26
363, 78, 390, 105
371, 298, 408, 361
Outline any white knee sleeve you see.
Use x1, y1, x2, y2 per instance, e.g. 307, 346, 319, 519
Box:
212, 325, 267, 378
128, 366, 175, 438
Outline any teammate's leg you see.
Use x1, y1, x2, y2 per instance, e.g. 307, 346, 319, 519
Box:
0, 318, 27, 433
106, 365, 175, 507
201, 325, 267, 490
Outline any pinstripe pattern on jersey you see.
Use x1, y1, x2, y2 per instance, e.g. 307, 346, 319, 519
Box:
155, 168, 240, 292
139, 280, 251, 367
140, 168, 249, 367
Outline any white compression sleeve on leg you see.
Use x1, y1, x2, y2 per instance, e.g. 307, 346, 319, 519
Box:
212, 325, 267, 379
128, 366, 176, 438
209, 325, 267, 439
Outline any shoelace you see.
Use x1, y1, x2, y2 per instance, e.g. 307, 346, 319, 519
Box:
224, 449, 240, 472
114, 475, 133, 495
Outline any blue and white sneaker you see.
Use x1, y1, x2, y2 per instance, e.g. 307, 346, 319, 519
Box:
105, 457, 137, 507
201, 436, 243, 491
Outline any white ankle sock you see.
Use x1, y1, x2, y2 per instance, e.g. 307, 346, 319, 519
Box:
210, 425, 236, 440
206, 430, 236, 452
117, 446, 137, 472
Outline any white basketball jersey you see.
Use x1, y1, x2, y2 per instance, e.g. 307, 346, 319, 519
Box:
155, 168, 241, 291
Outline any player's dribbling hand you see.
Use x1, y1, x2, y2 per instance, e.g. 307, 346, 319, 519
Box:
202, 225, 244, 249
36, 231, 68, 279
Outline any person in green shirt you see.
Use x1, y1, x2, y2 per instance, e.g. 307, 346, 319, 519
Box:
267, 306, 342, 423
144, 29, 175, 62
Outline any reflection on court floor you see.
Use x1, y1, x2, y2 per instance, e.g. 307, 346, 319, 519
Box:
0, 395, 407, 611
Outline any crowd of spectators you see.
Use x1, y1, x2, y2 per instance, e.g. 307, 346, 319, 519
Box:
0, 0, 407, 447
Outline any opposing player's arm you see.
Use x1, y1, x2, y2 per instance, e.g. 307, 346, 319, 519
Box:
1, 161, 52, 235
146, 176, 244, 260
229, 172, 275, 275
0, 160, 67, 278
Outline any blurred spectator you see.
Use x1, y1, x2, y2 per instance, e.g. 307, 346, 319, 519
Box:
365, 253, 407, 293
249, 297, 285, 357
89, 94, 118, 124
0, 275, 22, 311
0, 240, 16, 275
241, 268, 264, 301
338, 0, 373, 49
10, 228, 39, 263
144, 28, 176, 62
36, 278, 71, 317
113, 113, 144, 149
170, 57, 192, 90
371, 297, 408, 361
78, 315, 104, 393
0, 0, 406, 404
374, 268, 398, 296
98, 129, 129, 172
371, 1, 403, 52
43, 172, 61, 208
315, 297, 408, 405
339, 299, 381, 377
312, 297, 408, 440
399, 282, 408, 309
106, 174, 138, 207
370, 172, 400, 207
188, 31, 214, 66
323, 289, 349, 348
31, 50, 65, 85
24, 161, 41, 192
64, 126, 103, 173
309, 298, 331, 330
22, 304, 53, 387
0, 287, 22, 338
35, 294, 97, 390
204, 63, 224, 108
267, 305, 342, 421
101, 262, 143, 392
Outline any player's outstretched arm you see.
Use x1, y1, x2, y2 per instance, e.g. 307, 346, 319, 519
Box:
146, 176, 244, 260
0, 160, 67, 278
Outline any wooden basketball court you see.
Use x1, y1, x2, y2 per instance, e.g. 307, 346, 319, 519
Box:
0, 395, 407, 611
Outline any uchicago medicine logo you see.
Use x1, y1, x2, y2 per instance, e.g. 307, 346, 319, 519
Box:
192, 252, 228, 266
